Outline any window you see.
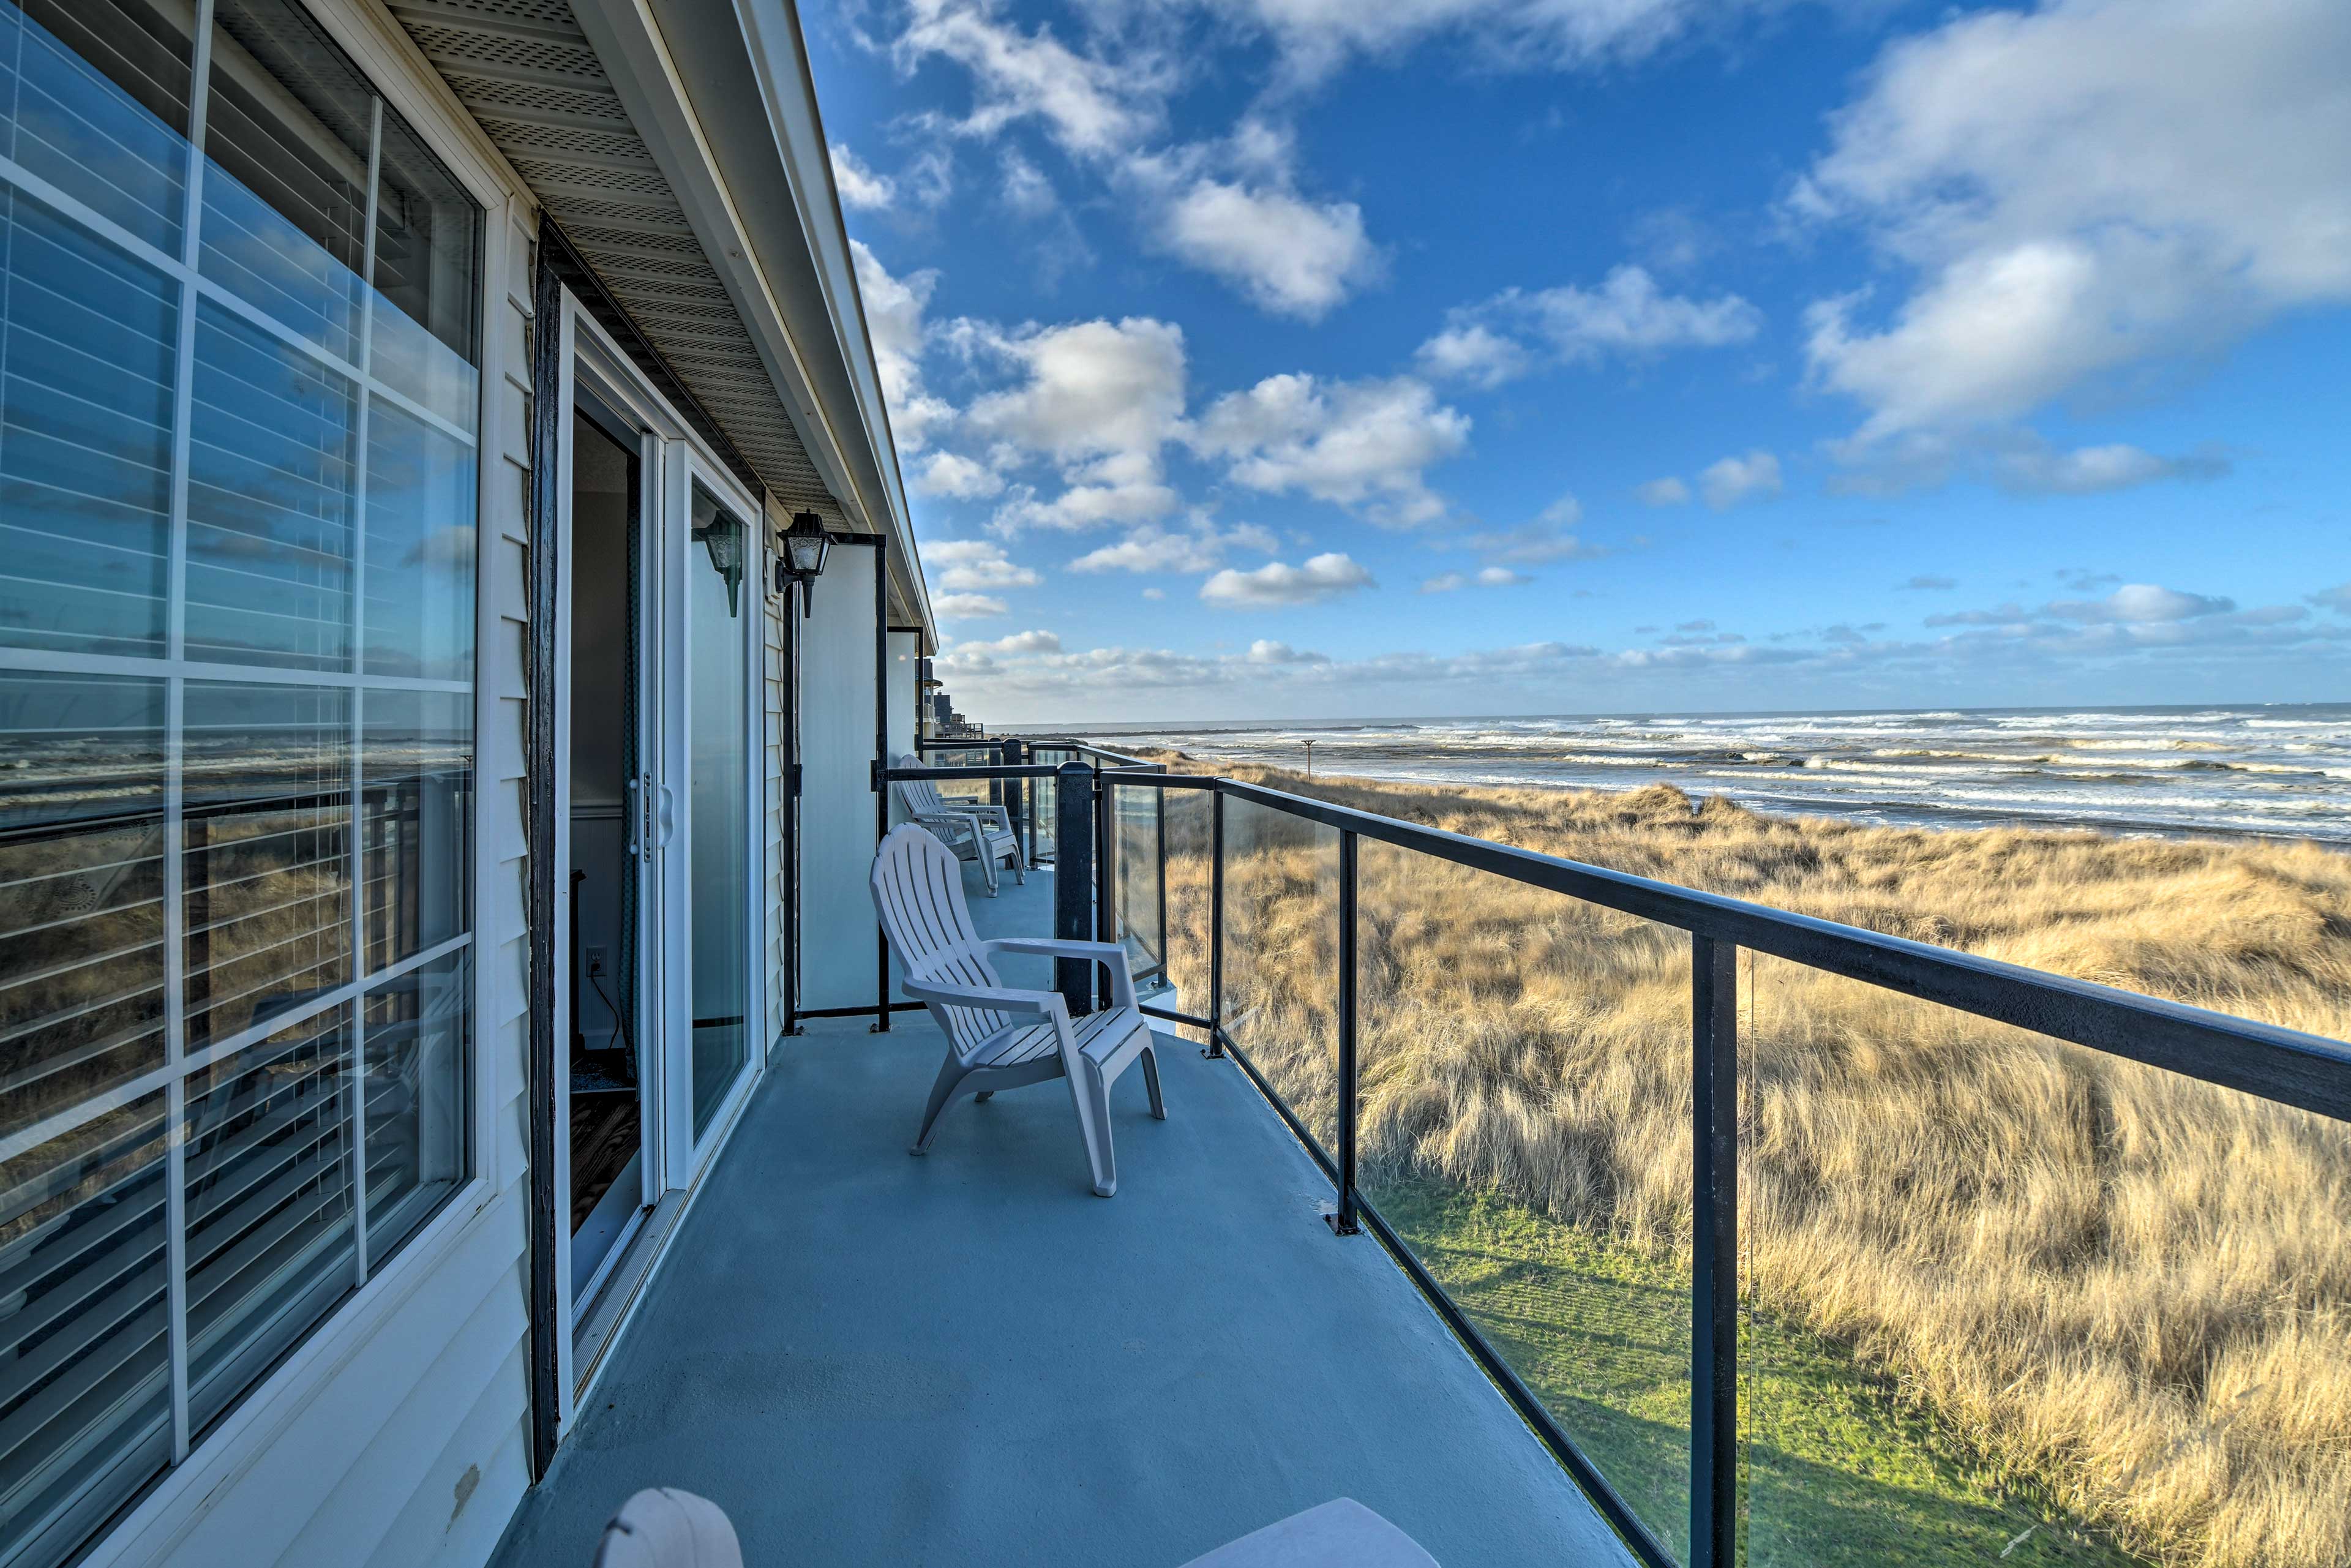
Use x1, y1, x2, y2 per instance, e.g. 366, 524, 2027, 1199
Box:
0, 2, 481, 1562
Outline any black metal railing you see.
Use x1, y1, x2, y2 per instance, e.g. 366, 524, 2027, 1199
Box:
879, 757, 2351, 1568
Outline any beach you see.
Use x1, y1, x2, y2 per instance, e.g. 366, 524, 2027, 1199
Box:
1060, 702, 2351, 849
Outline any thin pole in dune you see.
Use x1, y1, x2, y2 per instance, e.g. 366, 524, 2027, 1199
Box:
1302, 738, 1316, 779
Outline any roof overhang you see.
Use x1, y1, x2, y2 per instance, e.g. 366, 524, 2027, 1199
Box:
571, 0, 932, 644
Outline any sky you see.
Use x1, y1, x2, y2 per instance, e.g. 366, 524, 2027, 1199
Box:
802, 0, 2351, 726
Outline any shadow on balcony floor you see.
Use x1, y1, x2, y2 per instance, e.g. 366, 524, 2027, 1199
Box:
491, 869, 1633, 1567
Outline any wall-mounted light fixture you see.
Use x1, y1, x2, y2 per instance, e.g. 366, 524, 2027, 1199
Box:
697, 512, 744, 617
774, 509, 831, 617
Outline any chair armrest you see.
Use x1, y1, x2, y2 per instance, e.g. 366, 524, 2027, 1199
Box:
902, 973, 1066, 1020
984, 938, 1137, 1010
913, 810, 981, 844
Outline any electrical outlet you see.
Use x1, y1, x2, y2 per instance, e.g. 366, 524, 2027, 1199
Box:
585, 946, 608, 975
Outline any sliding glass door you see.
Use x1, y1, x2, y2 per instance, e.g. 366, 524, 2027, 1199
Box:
685, 482, 750, 1142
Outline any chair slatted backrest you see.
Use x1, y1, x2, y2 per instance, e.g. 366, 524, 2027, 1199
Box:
891, 754, 954, 822
871, 823, 1014, 1052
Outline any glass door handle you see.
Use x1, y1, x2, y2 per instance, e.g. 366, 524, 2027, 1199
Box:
626, 777, 643, 859
657, 782, 678, 847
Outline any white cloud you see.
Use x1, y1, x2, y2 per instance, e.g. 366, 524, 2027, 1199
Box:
1068, 517, 1277, 574
1193, 373, 1469, 527
1464, 497, 1603, 565
1248, 639, 1330, 665
1637, 476, 1691, 507
999, 149, 1057, 216
928, 538, 1040, 591
1198, 0, 1723, 86
831, 144, 896, 211
1698, 449, 1782, 510
955, 316, 1190, 535
885, 3, 1386, 318
963, 317, 1187, 463
891, 0, 1167, 160
991, 479, 1180, 533
1412, 323, 1531, 389
1199, 552, 1375, 607
1141, 587, 1166, 600
1796, 0, 2351, 443
2049, 583, 2235, 625
1155, 179, 1377, 320
958, 628, 1063, 654
851, 241, 951, 451
1992, 441, 2227, 496
914, 451, 1004, 500
932, 592, 1007, 618
2312, 583, 2351, 614
1420, 265, 1760, 386
1423, 565, 1529, 592
1829, 427, 2231, 498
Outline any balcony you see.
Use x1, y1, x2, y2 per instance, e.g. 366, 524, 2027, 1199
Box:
497, 753, 2351, 1568
489, 860, 1633, 1566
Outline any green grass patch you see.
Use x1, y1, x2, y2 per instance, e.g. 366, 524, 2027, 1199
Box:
1371, 1177, 2145, 1567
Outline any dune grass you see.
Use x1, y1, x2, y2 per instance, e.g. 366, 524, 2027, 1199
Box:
1143, 756, 2351, 1568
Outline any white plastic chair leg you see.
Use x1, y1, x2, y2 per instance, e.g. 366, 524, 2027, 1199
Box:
911, 1056, 966, 1154
1066, 1059, 1117, 1197
1140, 1041, 1165, 1120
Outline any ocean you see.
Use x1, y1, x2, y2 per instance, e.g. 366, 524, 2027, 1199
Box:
1052, 703, 2351, 848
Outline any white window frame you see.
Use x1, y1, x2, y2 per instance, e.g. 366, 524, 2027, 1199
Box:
68, 0, 522, 1558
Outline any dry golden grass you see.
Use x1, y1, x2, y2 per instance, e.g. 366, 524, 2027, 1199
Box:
1146, 755, 2351, 1568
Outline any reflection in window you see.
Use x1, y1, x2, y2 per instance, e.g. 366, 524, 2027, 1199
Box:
181, 1007, 356, 1435
0, 1, 481, 1559
185, 302, 360, 670
0, 674, 168, 1141
688, 486, 749, 1139
363, 690, 471, 968
364, 400, 476, 680
0, 1093, 171, 1568
0, 199, 178, 659
362, 950, 471, 1269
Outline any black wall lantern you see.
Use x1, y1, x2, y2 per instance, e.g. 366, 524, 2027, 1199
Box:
775, 509, 832, 617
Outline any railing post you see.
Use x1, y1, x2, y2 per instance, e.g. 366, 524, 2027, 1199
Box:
1327, 828, 1360, 1236
1691, 934, 1739, 1568
1093, 767, 1116, 1011
1205, 787, 1226, 1057
1054, 761, 1093, 1016
1000, 737, 1026, 861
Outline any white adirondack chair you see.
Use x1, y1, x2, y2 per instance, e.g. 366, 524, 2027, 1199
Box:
871, 822, 1164, 1197
891, 754, 1025, 895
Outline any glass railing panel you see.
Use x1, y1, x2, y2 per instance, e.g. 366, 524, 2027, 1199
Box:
1030, 762, 1057, 863
1160, 787, 1212, 1029
1220, 796, 1341, 1158
1741, 953, 2351, 1568
921, 746, 995, 806
1354, 836, 1694, 1562
1110, 779, 1164, 979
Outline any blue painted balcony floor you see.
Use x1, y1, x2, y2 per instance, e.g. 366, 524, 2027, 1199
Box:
490, 860, 1633, 1567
